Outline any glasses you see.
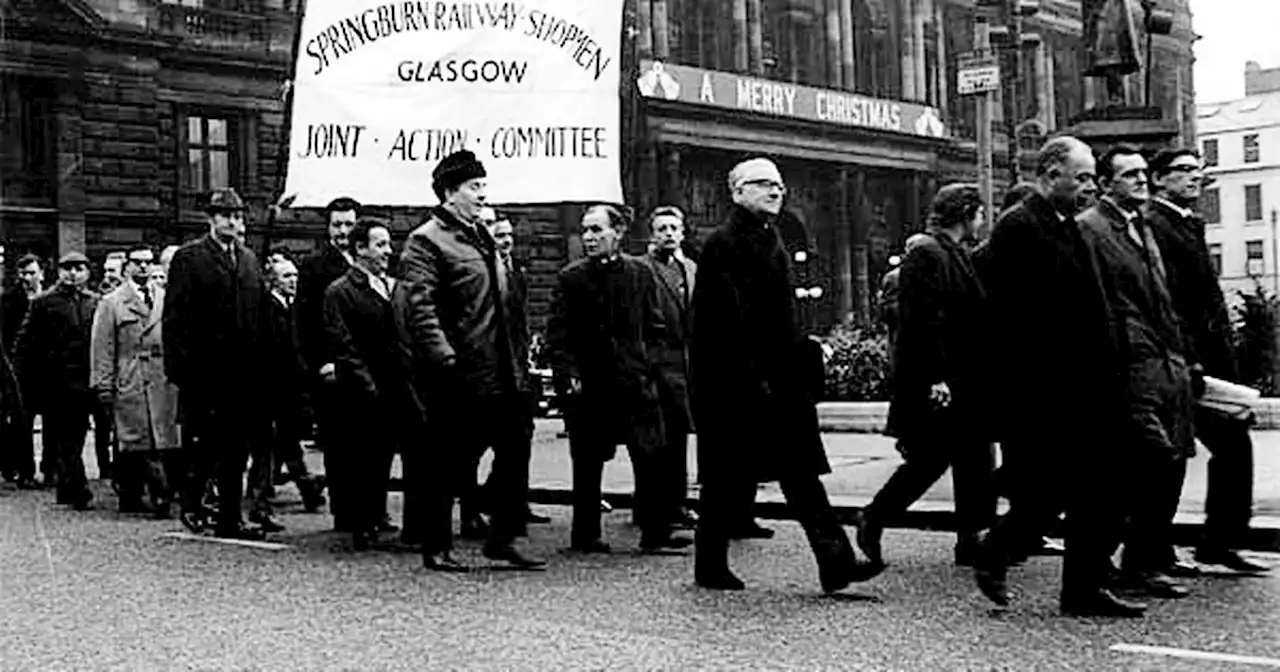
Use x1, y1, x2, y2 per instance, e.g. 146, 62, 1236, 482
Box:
742, 179, 787, 194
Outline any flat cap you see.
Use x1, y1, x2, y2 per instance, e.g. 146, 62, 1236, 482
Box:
58, 251, 90, 266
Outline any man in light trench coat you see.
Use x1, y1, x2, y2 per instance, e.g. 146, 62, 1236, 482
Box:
91, 247, 182, 518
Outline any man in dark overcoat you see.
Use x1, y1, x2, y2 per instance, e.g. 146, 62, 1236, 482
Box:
397, 150, 542, 571
297, 196, 362, 533
1, 253, 43, 487
690, 157, 881, 593
1145, 149, 1269, 575
858, 184, 997, 570
322, 220, 409, 550
546, 204, 682, 553
974, 136, 1140, 617
1076, 145, 1199, 602
644, 205, 700, 530
14, 252, 98, 509
163, 188, 268, 540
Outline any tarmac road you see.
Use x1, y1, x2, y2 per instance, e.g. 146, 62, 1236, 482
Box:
2, 482, 1278, 672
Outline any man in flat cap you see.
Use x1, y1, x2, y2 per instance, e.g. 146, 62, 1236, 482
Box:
163, 187, 269, 539
395, 150, 543, 571
13, 251, 99, 508
690, 157, 882, 592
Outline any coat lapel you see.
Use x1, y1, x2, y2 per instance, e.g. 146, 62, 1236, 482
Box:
650, 255, 687, 308
146, 288, 165, 330
119, 282, 151, 322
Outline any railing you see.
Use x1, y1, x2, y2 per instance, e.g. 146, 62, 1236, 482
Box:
154, 3, 276, 50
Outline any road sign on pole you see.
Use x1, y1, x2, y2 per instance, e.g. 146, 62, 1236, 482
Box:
957, 49, 1001, 96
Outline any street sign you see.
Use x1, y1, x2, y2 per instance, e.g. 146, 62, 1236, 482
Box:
957, 49, 1001, 96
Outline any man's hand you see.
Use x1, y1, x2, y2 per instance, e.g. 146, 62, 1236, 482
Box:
929, 381, 952, 410
319, 363, 336, 383
569, 377, 583, 394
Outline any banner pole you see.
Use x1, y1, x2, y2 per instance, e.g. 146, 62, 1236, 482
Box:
264, 0, 309, 259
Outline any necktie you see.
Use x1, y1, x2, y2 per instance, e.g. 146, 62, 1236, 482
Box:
141, 286, 152, 309
227, 246, 237, 269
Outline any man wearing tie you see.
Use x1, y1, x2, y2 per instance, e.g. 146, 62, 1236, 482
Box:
163, 188, 268, 539
90, 247, 182, 518
323, 220, 409, 550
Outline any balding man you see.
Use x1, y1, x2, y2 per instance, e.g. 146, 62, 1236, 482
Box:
690, 157, 881, 592
973, 136, 1143, 617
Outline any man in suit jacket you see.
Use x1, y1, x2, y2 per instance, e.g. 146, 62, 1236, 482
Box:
1145, 149, 1269, 575
862, 184, 998, 570
397, 150, 542, 571
644, 206, 699, 531
297, 196, 362, 532
546, 204, 682, 553
323, 220, 410, 550
163, 187, 268, 540
14, 252, 98, 508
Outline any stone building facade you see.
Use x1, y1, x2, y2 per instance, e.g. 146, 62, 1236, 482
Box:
0, 0, 1198, 330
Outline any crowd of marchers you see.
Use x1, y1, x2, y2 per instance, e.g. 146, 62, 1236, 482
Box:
0, 139, 1271, 617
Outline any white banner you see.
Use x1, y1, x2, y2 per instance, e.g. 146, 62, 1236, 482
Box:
283, 1, 625, 207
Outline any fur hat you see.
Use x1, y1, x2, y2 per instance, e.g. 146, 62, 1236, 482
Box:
432, 150, 487, 201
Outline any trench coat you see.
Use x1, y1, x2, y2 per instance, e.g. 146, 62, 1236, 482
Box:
690, 205, 829, 483
90, 281, 181, 452
1078, 198, 1197, 458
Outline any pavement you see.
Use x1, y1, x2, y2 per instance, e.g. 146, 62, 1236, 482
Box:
3, 478, 1280, 671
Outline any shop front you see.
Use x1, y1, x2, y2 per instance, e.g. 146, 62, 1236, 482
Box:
633, 60, 951, 332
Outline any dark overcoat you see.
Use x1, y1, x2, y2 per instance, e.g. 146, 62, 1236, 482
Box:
885, 230, 992, 441
12, 283, 99, 410
690, 205, 829, 483
545, 254, 666, 458
1078, 199, 1196, 458
162, 235, 265, 413
1, 287, 32, 355
297, 244, 350, 374
262, 292, 308, 427
986, 192, 1123, 445
1146, 198, 1239, 382
645, 251, 697, 431
323, 267, 413, 424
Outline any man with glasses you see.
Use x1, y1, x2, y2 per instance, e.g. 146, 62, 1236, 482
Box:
1079, 145, 1199, 604
690, 157, 881, 592
1146, 149, 1269, 575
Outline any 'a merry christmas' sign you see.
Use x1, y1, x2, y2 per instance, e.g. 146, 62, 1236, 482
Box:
283, 1, 625, 206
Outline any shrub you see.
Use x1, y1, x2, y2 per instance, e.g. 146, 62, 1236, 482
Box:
1232, 283, 1280, 395
819, 322, 892, 402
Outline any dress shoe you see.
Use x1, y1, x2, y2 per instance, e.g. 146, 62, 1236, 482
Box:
1032, 537, 1065, 556
483, 544, 547, 570
975, 564, 1010, 607
423, 552, 470, 573
249, 512, 286, 533
376, 517, 400, 534
214, 525, 267, 541
1162, 559, 1203, 578
854, 512, 885, 567
820, 558, 884, 593
1119, 571, 1190, 599
525, 509, 552, 524
639, 533, 693, 554
180, 509, 209, 534
1195, 548, 1271, 574
568, 539, 612, 554
728, 522, 775, 540
672, 510, 699, 530
1060, 588, 1147, 618
696, 571, 746, 591
15, 476, 41, 490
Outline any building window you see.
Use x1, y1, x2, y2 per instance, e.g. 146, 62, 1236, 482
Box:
1202, 187, 1221, 224
1246, 184, 1264, 222
182, 113, 238, 196
0, 76, 56, 207
1208, 243, 1222, 277
1247, 240, 1264, 276
1244, 134, 1260, 164
1202, 138, 1219, 167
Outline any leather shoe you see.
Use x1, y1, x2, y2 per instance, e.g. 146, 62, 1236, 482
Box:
696, 571, 746, 591
180, 509, 208, 534
672, 509, 700, 530
483, 544, 547, 570
1195, 548, 1271, 574
1061, 588, 1147, 618
820, 558, 884, 593
854, 511, 885, 568
376, 517, 400, 534
1119, 571, 1190, 599
728, 522, 775, 540
568, 539, 612, 554
249, 513, 286, 533
214, 525, 266, 541
1162, 559, 1203, 578
639, 533, 693, 554
1032, 537, 1065, 556
423, 552, 470, 573
975, 565, 1010, 607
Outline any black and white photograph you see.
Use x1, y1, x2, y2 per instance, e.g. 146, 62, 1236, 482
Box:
1, 0, 1278, 669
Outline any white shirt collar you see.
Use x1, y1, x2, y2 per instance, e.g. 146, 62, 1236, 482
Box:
1153, 196, 1194, 220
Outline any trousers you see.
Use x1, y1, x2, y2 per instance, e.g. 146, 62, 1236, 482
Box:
44, 394, 91, 504
864, 437, 996, 537
182, 398, 254, 532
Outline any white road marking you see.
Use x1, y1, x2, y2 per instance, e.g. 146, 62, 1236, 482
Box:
1112, 644, 1280, 668
34, 504, 56, 578
159, 531, 292, 551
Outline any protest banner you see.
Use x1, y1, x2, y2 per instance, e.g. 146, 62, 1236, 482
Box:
282, 1, 625, 206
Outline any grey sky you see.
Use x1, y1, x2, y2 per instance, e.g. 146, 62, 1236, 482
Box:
1191, 0, 1280, 103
